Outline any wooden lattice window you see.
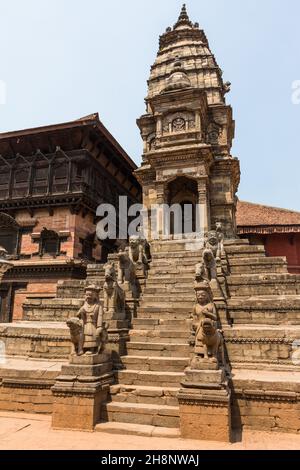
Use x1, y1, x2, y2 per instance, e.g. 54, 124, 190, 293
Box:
39, 229, 60, 257
0, 213, 20, 256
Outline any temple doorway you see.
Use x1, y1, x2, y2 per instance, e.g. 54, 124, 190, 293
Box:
166, 177, 198, 236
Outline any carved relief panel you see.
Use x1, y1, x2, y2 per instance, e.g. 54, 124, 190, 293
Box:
207, 123, 222, 145
162, 111, 195, 134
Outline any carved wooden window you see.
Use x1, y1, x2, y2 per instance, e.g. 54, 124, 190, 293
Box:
12, 167, 30, 198
0, 168, 9, 198
35, 167, 48, 181
33, 166, 48, 195
52, 162, 68, 193
14, 168, 29, 183
40, 229, 60, 257
80, 233, 95, 261
0, 213, 20, 257
53, 163, 68, 180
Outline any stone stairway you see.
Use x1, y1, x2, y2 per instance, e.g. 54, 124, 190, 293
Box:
97, 240, 200, 435
98, 237, 300, 435
223, 242, 300, 370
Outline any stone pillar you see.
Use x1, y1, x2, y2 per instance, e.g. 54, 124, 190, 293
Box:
178, 363, 232, 442
197, 179, 210, 235
156, 183, 165, 239
156, 116, 163, 137
52, 353, 114, 431
195, 110, 201, 135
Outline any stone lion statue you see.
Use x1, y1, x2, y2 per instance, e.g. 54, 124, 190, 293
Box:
199, 319, 225, 366
66, 317, 84, 356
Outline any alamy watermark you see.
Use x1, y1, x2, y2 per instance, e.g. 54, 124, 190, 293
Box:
96, 197, 205, 242
291, 80, 300, 104
0, 80, 7, 105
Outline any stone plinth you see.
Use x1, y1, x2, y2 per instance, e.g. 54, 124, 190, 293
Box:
179, 365, 232, 442
51, 353, 114, 431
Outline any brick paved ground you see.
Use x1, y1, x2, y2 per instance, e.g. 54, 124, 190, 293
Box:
0, 411, 299, 450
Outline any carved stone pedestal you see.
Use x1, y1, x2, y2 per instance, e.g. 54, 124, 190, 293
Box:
179, 363, 232, 442
107, 320, 130, 368
51, 353, 114, 431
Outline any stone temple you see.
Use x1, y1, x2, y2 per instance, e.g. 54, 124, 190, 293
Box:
0, 5, 299, 442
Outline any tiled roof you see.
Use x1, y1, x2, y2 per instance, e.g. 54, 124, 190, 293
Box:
237, 200, 300, 227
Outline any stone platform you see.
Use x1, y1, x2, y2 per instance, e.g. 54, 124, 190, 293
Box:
0, 356, 64, 414
0, 238, 300, 438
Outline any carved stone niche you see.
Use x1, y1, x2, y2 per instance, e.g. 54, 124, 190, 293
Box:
162, 111, 195, 134
207, 122, 221, 144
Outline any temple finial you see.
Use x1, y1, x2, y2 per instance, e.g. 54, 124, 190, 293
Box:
179, 4, 189, 21
174, 3, 193, 29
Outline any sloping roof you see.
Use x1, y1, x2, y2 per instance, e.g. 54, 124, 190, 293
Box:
0, 113, 137, 170
237, 200, 300, 233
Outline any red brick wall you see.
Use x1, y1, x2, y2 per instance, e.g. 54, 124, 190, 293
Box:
74, 213, 101, 261
9, 207, 98, 321
264, 233, 300, 274
16, 208, 77, 259
246, 233, 300, 274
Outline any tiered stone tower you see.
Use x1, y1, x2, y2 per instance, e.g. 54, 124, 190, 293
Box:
135, 4, 240, 238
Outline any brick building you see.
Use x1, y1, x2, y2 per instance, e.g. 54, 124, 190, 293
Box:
237, 200, 300, 274
0, 113, 141, 322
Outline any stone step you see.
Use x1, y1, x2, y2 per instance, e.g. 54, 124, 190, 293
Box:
147, 270, 196, 278
126, 342, 190, 357
119, 356, 189, 372
140, 294, 195, 310
115, 369, 184, 390
145, 276, 194, 284
129, 330, 189, 343
229, 310, 300, 325
229, 273, 300, 282
101, 401, 180, 428
0, 322, 70, 359
224, 239, 250, 246
109, 384, 179, 406
228, 297, 300, 324
150, 259, 200, 268
223, 324, 300, 365
136, 310, 192, 320
143, 286, 194, 295
23, 298, 82, 322
152, 251, 202, 259
56, 280, 86, 299
132, 318, 191, 331
226, 245, 266, 256
228, 257, 287, 275
95, 422, 180, 438
227, 275, 300, 296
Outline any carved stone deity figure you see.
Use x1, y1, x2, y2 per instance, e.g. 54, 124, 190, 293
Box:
195, 230, 220, 282
103, 262, 126, 320
205, 230, 218, 257
67, 285, 107, 356
128, 234, 150, 277
195, 248, 217, 282
190, 282, 225, 367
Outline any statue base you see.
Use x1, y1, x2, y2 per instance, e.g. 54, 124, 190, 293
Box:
179, 366, 232, 442
51, 353, 114, 431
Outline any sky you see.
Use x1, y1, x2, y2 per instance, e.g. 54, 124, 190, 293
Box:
0, 0, 299, 211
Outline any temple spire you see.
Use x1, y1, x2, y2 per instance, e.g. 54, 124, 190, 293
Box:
174, 4, 193, 29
